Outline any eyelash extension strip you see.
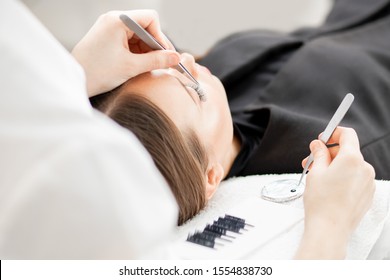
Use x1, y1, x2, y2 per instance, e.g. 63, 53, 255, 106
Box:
186, 214, 251, 249
174, 196, 304, 259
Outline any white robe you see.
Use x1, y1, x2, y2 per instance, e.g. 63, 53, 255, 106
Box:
0, 0, 178, 259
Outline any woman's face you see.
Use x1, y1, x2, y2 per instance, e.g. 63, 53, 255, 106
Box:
119, 53, 234, 163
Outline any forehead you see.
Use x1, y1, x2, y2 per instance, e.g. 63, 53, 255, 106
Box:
125, 69, 191, 88
120, 70, 200, 130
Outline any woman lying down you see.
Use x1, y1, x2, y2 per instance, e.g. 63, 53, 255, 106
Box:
89, 0, 390, 258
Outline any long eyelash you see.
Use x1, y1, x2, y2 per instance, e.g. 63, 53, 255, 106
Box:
186, 83, 207, 102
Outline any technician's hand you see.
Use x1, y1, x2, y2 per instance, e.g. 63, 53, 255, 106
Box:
295, 127, 375, 259
72, 10, 180, 97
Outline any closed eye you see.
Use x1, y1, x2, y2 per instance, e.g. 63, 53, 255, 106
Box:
185, 83, 206, 102
171, 77, 199, 105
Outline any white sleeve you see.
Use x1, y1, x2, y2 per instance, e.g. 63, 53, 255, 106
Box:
0, 0, 91, 117
0, 132, 178, 259
0, 0, 178, 259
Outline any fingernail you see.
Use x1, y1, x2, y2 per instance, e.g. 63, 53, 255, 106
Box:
311, 140, 321, 152
169, 53, 180, 65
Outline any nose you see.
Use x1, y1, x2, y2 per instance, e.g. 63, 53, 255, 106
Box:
180, 53, 199, 80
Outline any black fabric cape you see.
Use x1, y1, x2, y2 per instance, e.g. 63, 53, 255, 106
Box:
199, 0, 390, 179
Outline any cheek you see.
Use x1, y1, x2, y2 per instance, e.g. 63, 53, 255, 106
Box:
201, 91, 233, 153
191, 72, 233, 152
199, 113, 232, 161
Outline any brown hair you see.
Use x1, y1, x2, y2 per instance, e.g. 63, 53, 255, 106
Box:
91, 90, 209, 225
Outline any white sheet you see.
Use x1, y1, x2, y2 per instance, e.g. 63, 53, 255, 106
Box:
175, 174, 390, 259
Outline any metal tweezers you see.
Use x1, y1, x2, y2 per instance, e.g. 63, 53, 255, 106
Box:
119, 14, 199, 86
297, 93, 355, 185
